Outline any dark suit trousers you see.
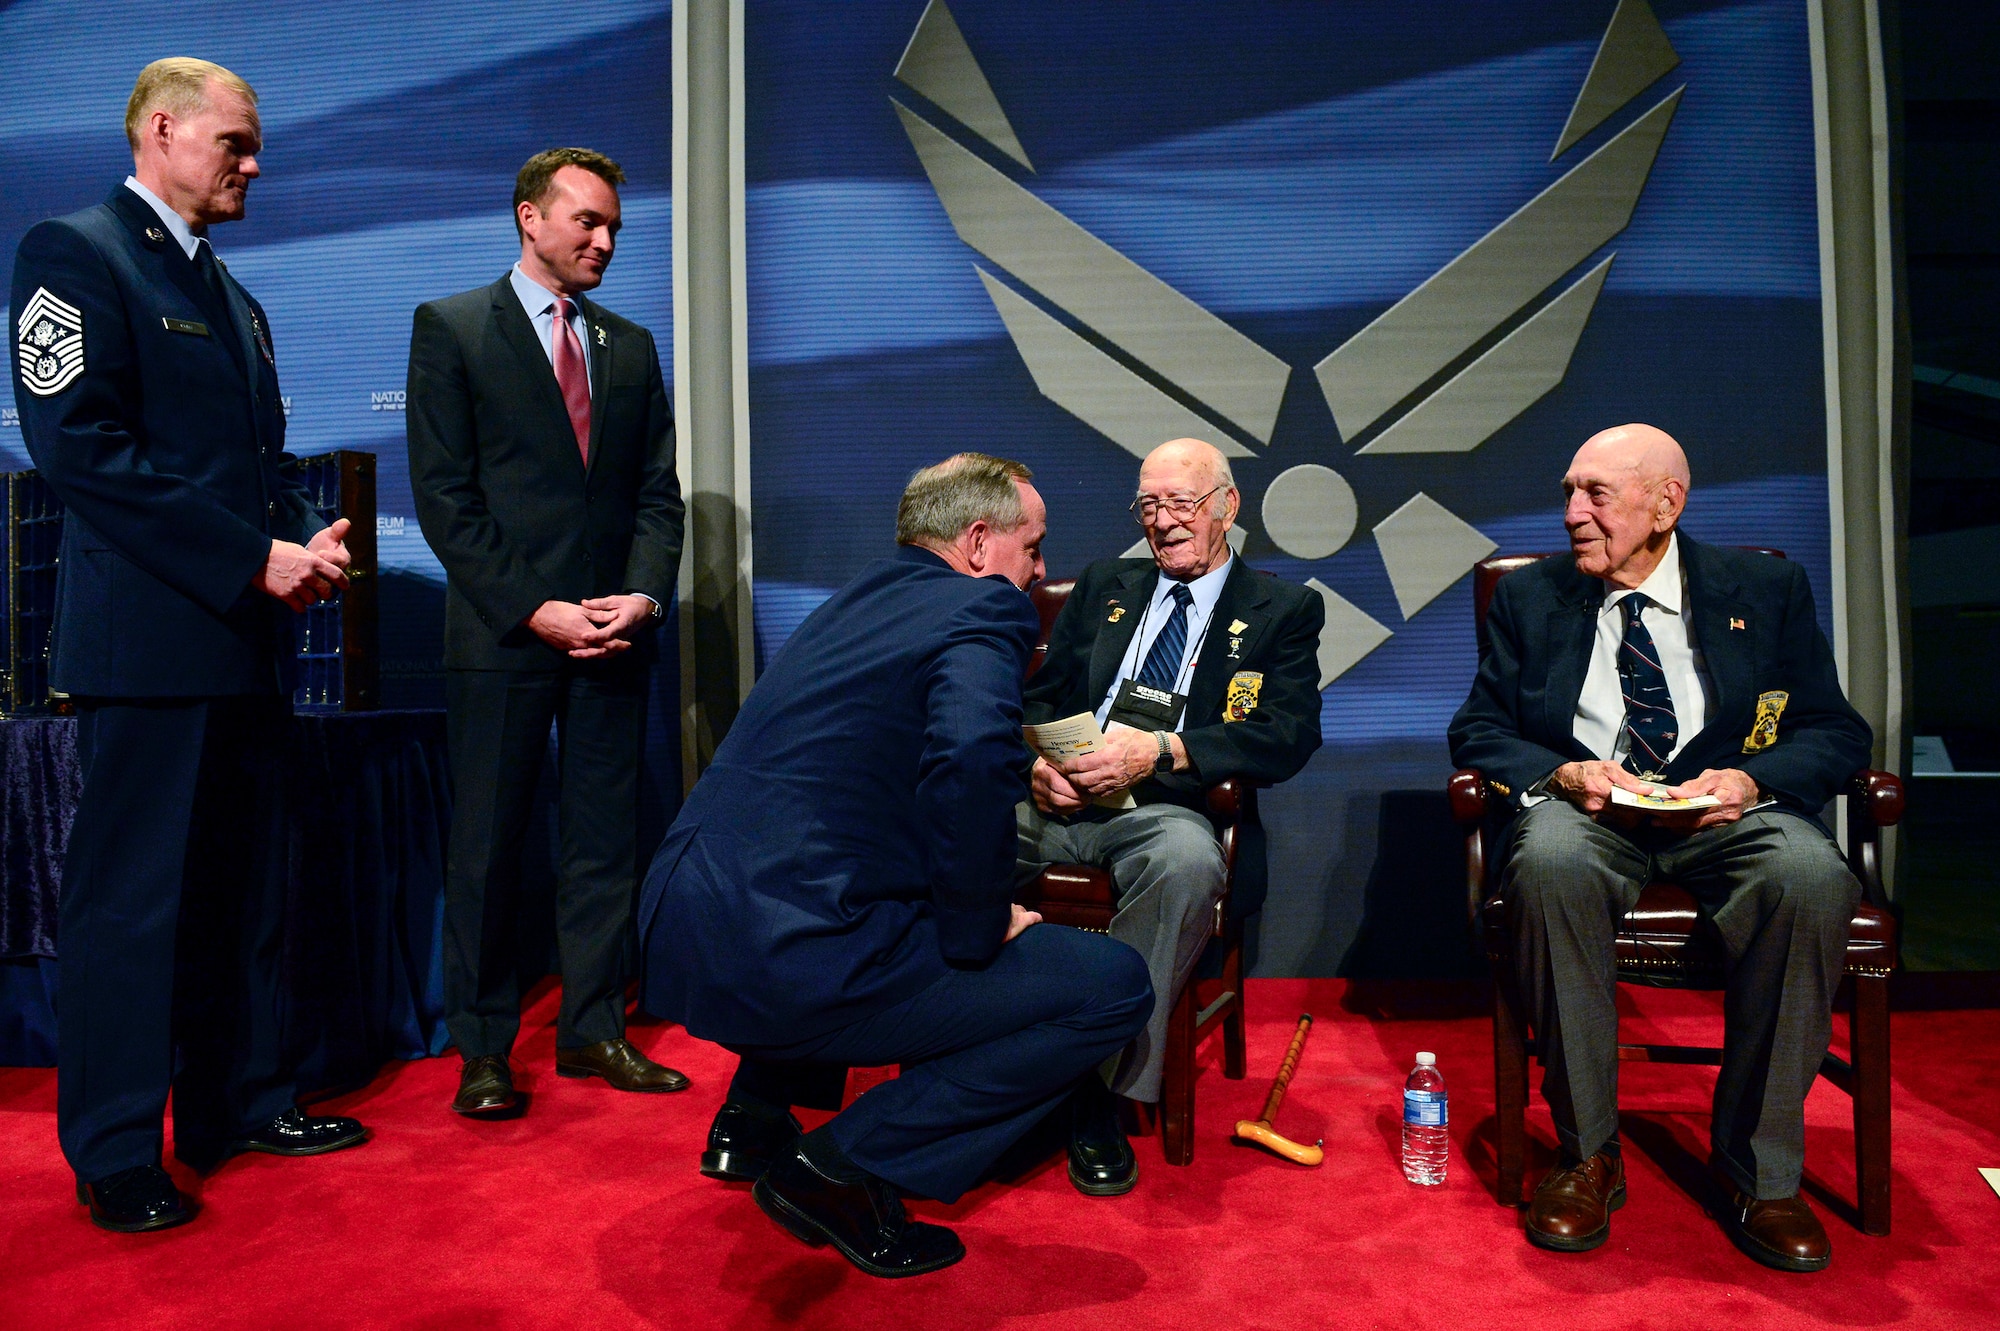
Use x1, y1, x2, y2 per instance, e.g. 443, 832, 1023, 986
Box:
57, 697, 295, 1182
726, 924, 1153, 1203
444, 664, 645, 1058
1504, 802, 1861, 1198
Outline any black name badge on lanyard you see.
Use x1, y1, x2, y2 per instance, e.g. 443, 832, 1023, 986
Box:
1106, 678, 1187, 732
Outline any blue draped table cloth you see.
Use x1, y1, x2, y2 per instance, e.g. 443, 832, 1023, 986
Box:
0, 710, 455, 1086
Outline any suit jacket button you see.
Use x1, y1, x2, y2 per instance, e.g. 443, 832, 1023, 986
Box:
267, 501, 277, 517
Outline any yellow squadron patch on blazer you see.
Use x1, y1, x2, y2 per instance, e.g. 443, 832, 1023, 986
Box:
1224, 671, 1263, 722
1743, 690, 1789, 753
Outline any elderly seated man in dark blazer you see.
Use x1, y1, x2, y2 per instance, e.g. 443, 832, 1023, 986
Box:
1018, 437, 1325, 1196
1448, 424, 1871, 1274
637, 453, 1152, 1279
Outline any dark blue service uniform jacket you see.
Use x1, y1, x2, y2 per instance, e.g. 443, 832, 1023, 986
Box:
11, 187, 318, 697
637, 546, 1041, 1047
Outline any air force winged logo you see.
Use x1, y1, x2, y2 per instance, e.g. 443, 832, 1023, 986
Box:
892, 0, 1684, 690
16, 288, 86, 397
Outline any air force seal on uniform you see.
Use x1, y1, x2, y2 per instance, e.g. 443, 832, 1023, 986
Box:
16, 288, 85, 397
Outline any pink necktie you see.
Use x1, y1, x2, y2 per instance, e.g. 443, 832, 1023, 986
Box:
552, 297, 591, 465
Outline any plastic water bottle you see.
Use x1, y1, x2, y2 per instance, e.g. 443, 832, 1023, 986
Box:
1401, 1051, 1448, 1185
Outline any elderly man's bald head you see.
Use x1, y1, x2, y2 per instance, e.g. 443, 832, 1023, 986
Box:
1574, 424, 1690, 492
1136, 438, 1239, 581
1562, 424, 1691, 589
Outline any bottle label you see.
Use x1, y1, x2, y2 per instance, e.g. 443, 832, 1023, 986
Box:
1404, 1089, 1447, 1127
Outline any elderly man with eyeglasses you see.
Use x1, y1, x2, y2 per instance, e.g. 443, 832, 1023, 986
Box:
1017, 438, 1326, 1196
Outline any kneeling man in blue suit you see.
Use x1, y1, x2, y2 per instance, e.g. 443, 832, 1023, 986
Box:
637, 453, 1153, 1278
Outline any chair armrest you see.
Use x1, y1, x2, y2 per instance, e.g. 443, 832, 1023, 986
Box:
1843, 769, 1904, 912
1848, 769, 1905, 831
1448, 769, 1489, 825
1204, 776, 1265, 823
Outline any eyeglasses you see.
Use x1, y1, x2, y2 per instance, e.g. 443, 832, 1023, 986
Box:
1129, 486, 1223, 524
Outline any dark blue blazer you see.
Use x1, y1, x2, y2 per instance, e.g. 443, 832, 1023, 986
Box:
637, 547, 1040, 1046
1448, 536, 1872, 816
9, 188, 318, 696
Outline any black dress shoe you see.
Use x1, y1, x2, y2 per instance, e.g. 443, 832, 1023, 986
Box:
702, 1100, 804, 1181
452, 1055, 518, 1116
555, 1038, 690, 1092
77, 1165, 194, 1234
230, 1107, 369, 1157
1068, 1078, 1138, 1197
753, 1143, 965, 1278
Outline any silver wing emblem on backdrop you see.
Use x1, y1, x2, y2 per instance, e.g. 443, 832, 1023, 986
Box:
893, 0, 1681, 687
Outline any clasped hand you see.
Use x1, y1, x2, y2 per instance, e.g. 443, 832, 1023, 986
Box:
1547, 759, 1759, 832
528, 595, 654, 658
258, 518, 352, 611
1031, 727, 1168, 814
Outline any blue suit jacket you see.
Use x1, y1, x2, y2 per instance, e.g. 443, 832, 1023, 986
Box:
9, 188, 319, 696
1448, 537, 1872, 817
637, 547, 1040, 1046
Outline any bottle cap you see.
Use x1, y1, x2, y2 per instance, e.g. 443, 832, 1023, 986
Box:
1415, 1051, 1436, 1065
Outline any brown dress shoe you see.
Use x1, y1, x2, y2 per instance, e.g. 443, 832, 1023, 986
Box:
452, 1054, 518, 1116
1526, 1150, 1626, 1252
555, 1038, 690, 1092
1720, 1191, 1831, 1272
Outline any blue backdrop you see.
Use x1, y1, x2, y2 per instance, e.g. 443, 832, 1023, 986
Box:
0, 0, 674, 710
743, 0, 1832, 974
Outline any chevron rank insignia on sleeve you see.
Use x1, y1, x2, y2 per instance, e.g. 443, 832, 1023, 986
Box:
17, 288, 85, 397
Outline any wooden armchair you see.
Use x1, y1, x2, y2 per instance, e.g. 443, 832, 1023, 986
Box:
1449, 553, 1903, 1235
1014, 579, 1251, 1165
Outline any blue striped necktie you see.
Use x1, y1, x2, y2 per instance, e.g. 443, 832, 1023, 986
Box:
1617, 593, 1678, 777
1136, 583, 1196, 690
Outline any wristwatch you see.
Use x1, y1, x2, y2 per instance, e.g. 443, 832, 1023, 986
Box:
1152, 730, 1175, 774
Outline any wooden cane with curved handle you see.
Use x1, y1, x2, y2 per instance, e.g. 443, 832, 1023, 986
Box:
1233, 1014, 1324, 1166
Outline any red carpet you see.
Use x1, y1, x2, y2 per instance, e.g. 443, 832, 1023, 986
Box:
3, 978, 1997, 1329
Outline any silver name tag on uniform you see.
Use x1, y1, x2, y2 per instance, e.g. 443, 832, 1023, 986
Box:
163, 317, 209, 336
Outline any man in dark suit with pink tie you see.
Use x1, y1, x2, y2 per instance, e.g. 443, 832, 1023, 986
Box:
407, 148, 687, 1118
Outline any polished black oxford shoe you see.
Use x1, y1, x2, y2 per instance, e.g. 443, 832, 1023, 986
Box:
77, 1164, 194, 1234
1068, 1078, 1138, 1197
452, 1055, 518, 1116
752, 1143, 965, 1278
702, 1100, 804, 1182
229, 1107, 370, 1157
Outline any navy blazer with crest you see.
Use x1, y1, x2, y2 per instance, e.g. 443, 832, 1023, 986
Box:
405, 272, 682, 670
1022, 555, 1325, 919
1447, 535, 1871, 818
10, 187, 320, 696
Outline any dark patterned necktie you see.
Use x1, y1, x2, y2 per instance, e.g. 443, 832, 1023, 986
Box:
192, 240, 237, 338
1617, 593, 1678, 776
1137, 583, 1196, 690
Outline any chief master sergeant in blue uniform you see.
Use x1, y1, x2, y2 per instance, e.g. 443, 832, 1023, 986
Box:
637, 454, 1154, 1279
9, 58, 368, 1234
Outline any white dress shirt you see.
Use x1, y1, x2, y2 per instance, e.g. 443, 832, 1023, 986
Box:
509, 263, 593, 391
1573, 532, 1714, 767
1093, 555, 1234, 733
123, 177, 201, 260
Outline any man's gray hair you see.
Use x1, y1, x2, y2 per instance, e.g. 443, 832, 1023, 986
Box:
896, 452, 1035, 547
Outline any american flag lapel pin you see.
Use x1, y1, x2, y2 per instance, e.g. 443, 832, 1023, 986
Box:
1729, 617, 1746, 630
